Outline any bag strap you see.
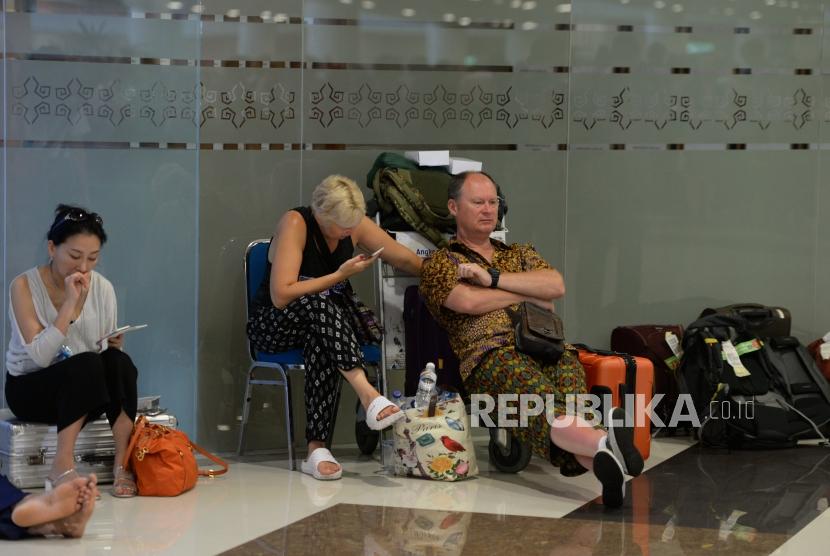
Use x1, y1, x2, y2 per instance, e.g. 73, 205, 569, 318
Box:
190, 441, 230, 477
122, 414, 148, 470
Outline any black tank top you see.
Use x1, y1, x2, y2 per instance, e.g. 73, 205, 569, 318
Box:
251, 206, 354, 309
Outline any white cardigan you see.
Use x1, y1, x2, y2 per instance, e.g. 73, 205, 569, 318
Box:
6, 268, 117, 376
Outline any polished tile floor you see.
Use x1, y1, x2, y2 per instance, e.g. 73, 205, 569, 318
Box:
4, 436, 829, 555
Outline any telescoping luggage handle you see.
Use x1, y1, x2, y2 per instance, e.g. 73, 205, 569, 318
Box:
572, 344, 637, 415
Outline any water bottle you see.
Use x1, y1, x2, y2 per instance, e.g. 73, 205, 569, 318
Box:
415, 363, 437, 409
391, 390, 402, 408
55, 344, 73, 362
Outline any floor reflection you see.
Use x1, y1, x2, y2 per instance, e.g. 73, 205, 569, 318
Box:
223, 445, 830, 556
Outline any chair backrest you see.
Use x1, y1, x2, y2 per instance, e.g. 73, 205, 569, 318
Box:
245, 239, 271, 307
245, 239, 271, 358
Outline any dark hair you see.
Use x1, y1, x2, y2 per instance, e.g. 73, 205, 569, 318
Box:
448, 171, 500, 201
47, 204, 108, 246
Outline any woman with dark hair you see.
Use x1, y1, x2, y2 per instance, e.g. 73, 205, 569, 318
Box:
5, 204, 139, 498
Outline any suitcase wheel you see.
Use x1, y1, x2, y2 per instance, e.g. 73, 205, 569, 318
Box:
488, 429, 531, 473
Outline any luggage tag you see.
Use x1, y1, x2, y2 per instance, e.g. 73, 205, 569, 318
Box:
664, 331, 683, 370
718, 509, 748, 542
721, 340, 751, 377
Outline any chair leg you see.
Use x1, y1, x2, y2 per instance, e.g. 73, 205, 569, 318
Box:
237, 368, 255, 456
283, 370, 296, 471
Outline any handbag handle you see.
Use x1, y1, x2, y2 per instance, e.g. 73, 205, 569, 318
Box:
191, 441, 229, 477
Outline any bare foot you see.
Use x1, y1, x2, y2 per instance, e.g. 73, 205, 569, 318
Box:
367, 393, 400, 420
28, 475, 98, 538
11, 477, 88, 528
377, 404, 400, 420
307, 443, 341, 477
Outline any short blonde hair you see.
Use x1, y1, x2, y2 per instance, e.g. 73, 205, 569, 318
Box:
311, 175, 366, 228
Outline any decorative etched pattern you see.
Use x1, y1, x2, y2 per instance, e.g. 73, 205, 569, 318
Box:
8, 73, 826, 145
571, 86, 816, 135
201, 82, 295, 129
10, 75, 296, 131
308, 81, 567, 131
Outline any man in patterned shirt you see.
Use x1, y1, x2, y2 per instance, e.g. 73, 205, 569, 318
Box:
419, 171, 643, 507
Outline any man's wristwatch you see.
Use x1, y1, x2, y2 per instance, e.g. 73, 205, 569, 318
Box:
487, 267, 500, 289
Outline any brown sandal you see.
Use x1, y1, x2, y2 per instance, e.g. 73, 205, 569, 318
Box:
112, 466, 137, 498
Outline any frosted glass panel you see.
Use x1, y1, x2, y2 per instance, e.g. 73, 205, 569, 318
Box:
198, 68, 300, 143
6, 13, 200, 59
8, 61, 199, 143
568, 74, 820, 145
197, 151, 301, 452
565, 151, 817, 348
1, 4, 200, 434
3, 0, 827, 449
304, 70, 568, 145
3, 149, 198, 432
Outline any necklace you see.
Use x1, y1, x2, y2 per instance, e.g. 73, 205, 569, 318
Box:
48, 262, 65, 292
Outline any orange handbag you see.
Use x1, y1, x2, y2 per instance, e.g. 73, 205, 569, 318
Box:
123, 415, 228, 496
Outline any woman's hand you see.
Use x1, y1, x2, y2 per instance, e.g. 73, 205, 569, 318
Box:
337, 253, 379, 278
107, 334, 124, 350
64, 272, 90, 303
457, 263, 492, 287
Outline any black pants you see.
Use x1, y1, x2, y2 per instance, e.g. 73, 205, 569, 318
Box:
247, 293, 365, 443
5, 348, 138, 431
0, 475, 27, 540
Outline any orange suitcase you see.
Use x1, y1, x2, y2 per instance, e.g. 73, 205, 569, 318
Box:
577, 347, 654, 460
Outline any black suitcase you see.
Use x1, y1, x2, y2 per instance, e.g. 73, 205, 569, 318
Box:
611, 324, 690, 434
402, 285, 465, 398
700, 303, 791, 339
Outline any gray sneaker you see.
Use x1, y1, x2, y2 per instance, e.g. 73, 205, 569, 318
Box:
606, 407, 644, 477
593, 447, 625, 508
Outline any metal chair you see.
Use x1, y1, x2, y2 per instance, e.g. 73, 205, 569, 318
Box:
237, 239, 382, 469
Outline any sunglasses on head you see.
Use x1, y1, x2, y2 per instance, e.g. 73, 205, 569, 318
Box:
50, 209, 104, 234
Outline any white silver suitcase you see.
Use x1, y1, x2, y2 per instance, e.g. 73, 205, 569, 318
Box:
0, 408, 177, 489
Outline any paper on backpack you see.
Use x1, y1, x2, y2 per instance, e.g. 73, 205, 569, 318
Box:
403, 150, 450, 166
448, 157, 483, 174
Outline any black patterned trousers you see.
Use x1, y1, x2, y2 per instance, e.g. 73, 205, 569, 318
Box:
246, 293, 366, 442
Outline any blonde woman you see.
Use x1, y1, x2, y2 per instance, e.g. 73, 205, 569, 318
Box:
247, 175, 422, 480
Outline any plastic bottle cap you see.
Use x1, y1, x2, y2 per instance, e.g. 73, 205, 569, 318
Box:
392, 389, 402, 398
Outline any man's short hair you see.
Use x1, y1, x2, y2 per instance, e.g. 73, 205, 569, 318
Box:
448, 171, 500, 201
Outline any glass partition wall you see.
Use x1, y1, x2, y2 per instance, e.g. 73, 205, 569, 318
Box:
2, 0, 827, 452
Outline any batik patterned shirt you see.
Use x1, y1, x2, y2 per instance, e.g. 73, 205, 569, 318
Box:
419, 238, 553, 380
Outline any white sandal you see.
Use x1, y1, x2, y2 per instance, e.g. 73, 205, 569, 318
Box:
301, 447, 342, 481
365, 395, 404, 431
